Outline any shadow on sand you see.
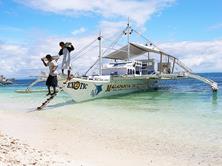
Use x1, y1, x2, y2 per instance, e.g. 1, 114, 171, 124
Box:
27, 99, 75, 113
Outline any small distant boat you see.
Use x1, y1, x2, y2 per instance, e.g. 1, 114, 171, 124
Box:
0, 75, 13, 85
58, 20, 218, 102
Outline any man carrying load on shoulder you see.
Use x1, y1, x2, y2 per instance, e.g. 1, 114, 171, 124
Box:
59, 41, 74, 80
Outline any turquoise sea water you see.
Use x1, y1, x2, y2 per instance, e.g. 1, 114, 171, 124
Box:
0, 73, 221, 112
1, 73, 221, 130
0, 73, 222, 165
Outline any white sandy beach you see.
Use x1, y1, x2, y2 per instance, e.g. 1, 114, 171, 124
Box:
0, 93, 222, 166
0, 131, 73, 165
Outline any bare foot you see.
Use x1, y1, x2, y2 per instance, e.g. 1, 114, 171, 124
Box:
46, 92, 51, 96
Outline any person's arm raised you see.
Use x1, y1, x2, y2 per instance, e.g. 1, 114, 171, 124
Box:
41, 58, 47, 67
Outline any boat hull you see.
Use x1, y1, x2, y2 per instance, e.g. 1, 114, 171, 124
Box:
59, 76, 158, 102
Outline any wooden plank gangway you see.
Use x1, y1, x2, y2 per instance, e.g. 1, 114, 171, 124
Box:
36, 93, 57, 111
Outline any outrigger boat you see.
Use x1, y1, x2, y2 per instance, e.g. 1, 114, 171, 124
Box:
58, 21, 218, 102
0, 75, 13, 85
15, 71, 48, 93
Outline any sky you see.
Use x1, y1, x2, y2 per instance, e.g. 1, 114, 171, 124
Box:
0, 0, 222, 78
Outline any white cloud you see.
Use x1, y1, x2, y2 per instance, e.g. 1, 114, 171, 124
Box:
208, 23, 222, 31
0, 34, 101, 78
0, 43, 28, 76
1, 0, 220, 78
0, 39, 59, 78
99, 21, 126, 35
1, 37, 222, 78
16, 0, 175, 25
159, 40, 222, 72
97, 20, 128, 47
71, 27, 86, 36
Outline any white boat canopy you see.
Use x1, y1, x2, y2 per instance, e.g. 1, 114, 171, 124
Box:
104, 42, 162, 60
104, 42, 194, 74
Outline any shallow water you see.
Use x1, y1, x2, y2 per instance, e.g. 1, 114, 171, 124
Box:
1, 73, 222, 135
1, 73, 222, 165
0, 73, 221, 113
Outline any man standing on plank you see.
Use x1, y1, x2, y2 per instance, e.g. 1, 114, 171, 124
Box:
41, 54, 58, 96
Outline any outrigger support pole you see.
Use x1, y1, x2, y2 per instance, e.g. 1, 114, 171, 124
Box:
185, 72, 218, 92
26, 76, 45, 91
172, 58, 176, 73
159, 52, 163, 74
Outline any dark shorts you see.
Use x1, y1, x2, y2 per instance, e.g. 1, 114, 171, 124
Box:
46, 75, 58, 87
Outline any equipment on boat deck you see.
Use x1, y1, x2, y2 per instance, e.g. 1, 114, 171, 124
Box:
0, 75, 13, 85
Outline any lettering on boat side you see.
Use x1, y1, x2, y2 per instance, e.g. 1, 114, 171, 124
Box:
106, 84, 146, 92
106, 84, 131, 92
67, 81, 88, 90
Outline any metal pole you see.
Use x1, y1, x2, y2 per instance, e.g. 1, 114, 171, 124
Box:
127, 17, 130, 61
98, 32, 102, 75
172, 58, 175, 73
160, 53, 163, 74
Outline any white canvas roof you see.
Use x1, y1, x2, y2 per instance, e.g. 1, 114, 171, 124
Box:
104, 42, 162, 60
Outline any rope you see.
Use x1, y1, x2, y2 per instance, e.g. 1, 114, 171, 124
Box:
72, 25, 128, 75
133, 30, 162, 50
83, 27, 128, 75
102, 26, 128, 56
72, 45, 99, 62
70, 38, 98, 63
102, 28, 126, 45
84, 58, 99, 75
102, 34, 124, 55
